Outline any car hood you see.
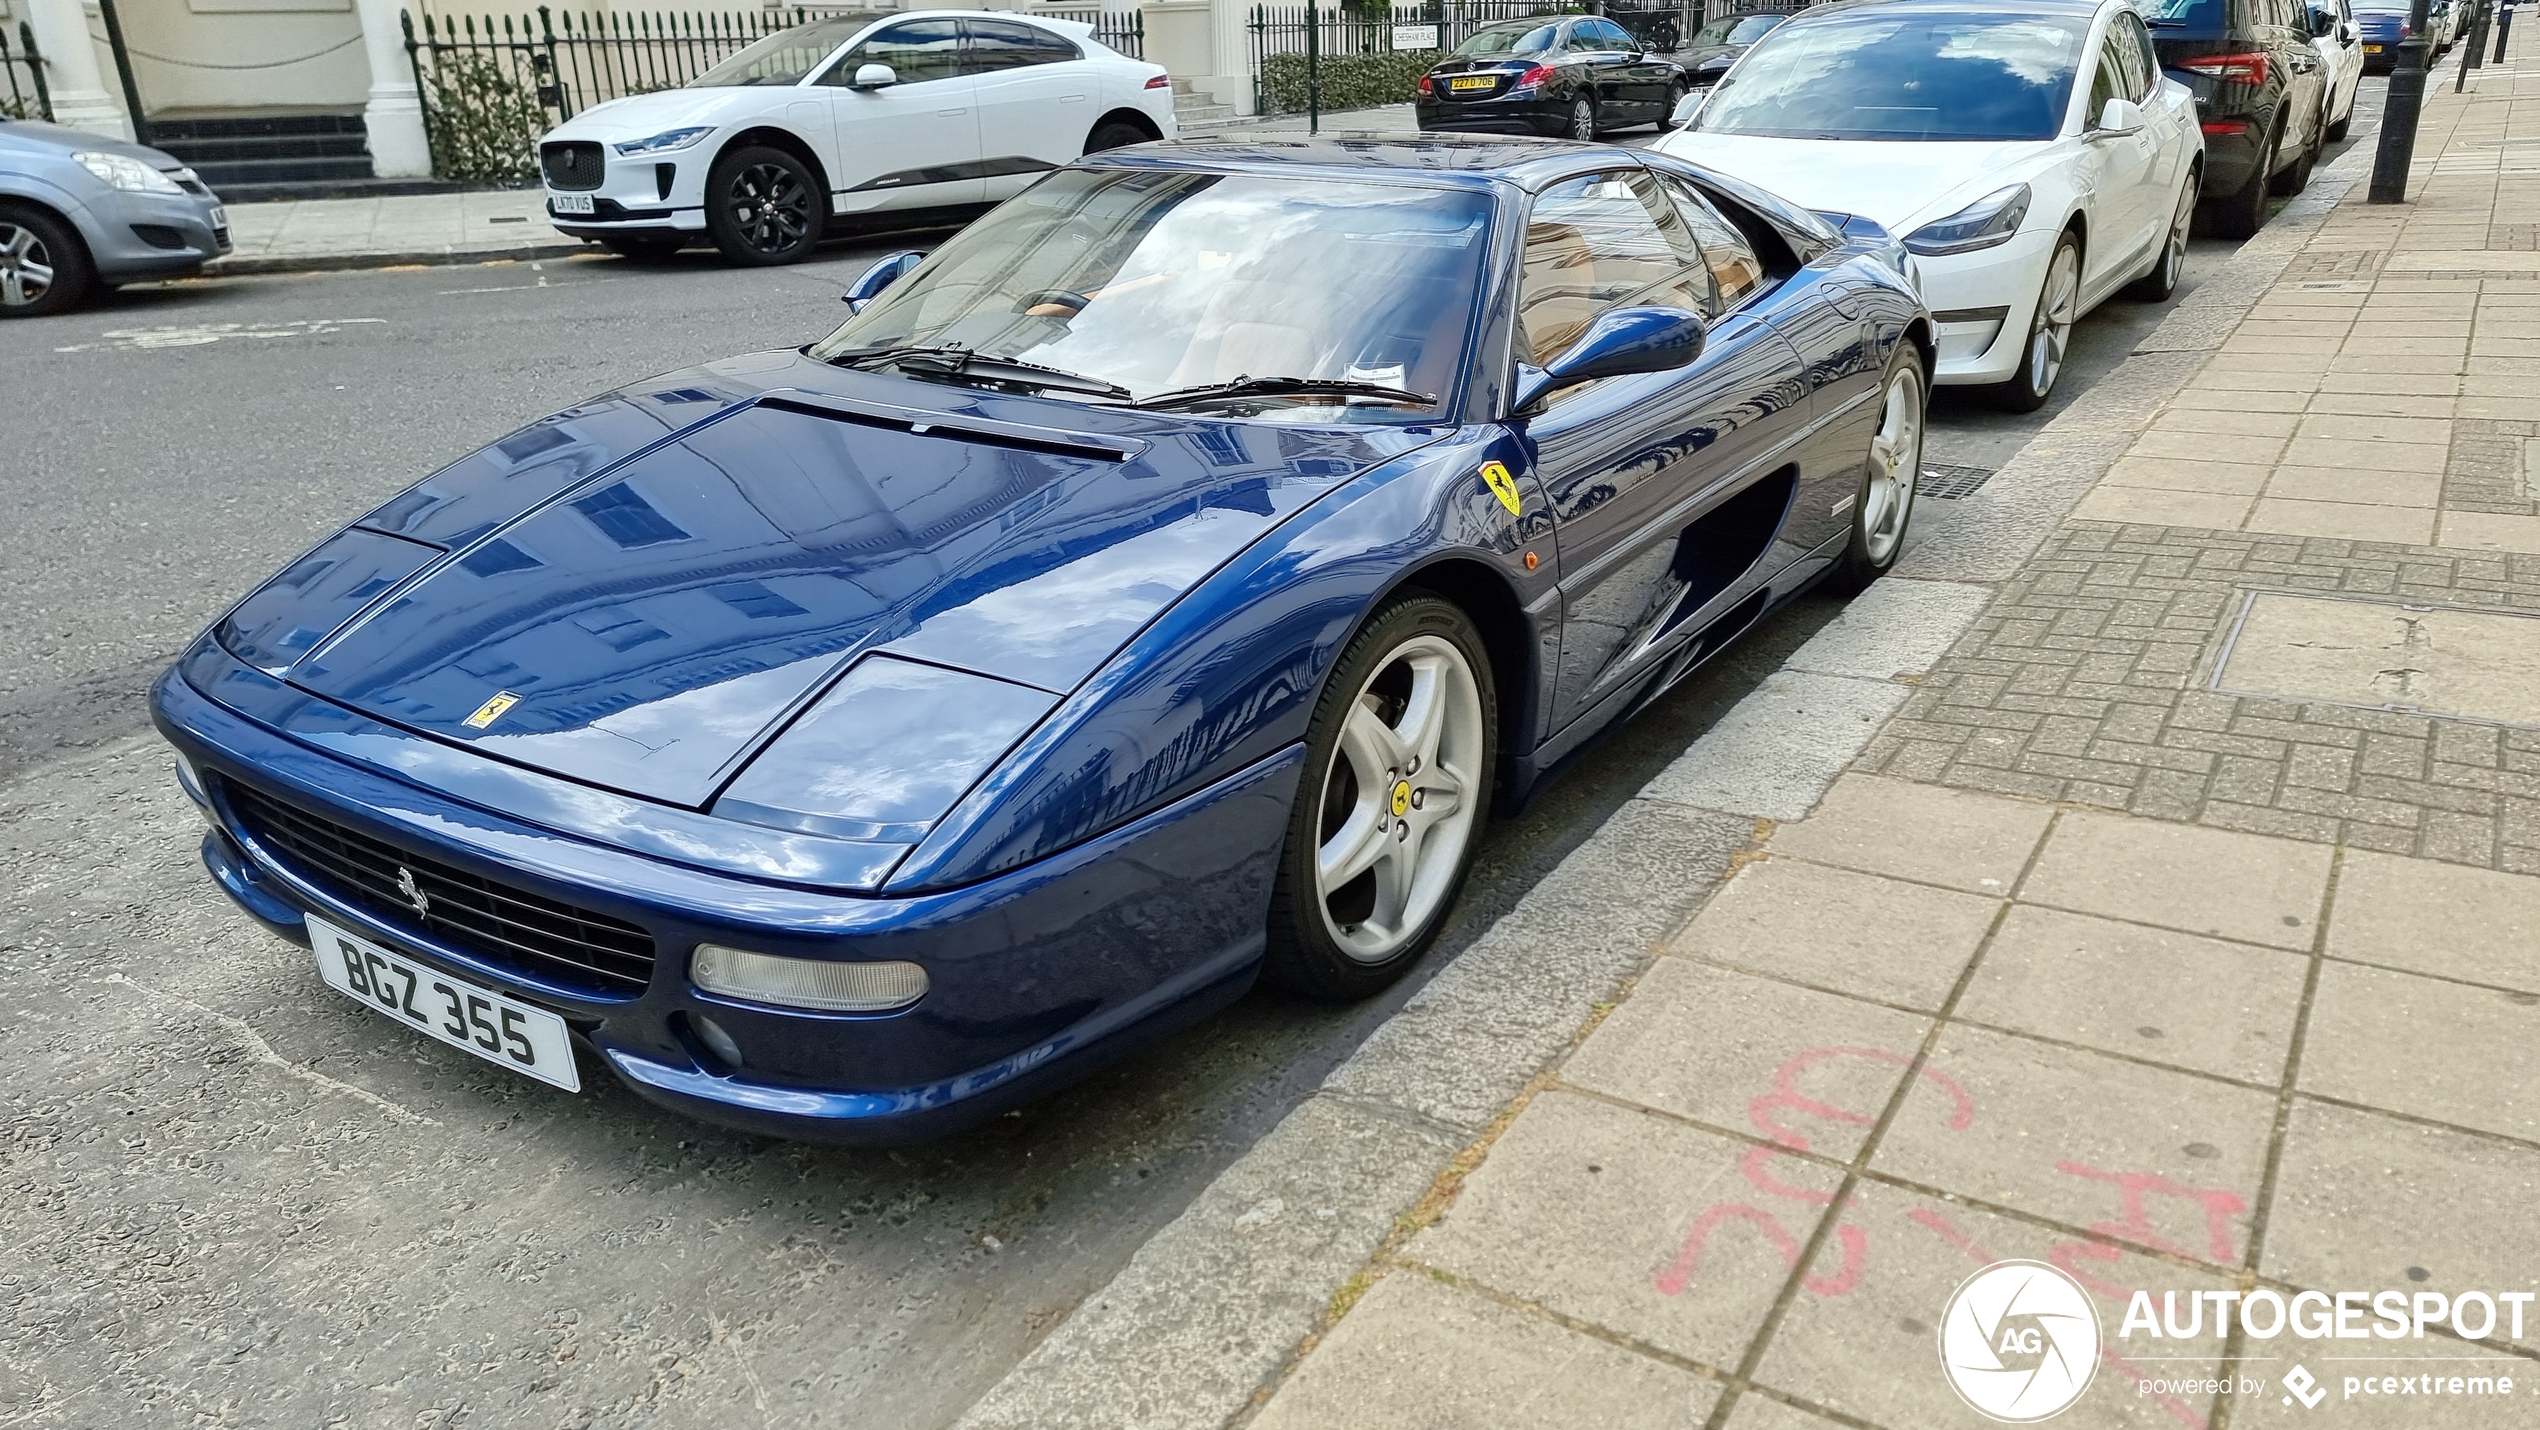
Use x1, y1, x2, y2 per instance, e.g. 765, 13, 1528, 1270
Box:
0, 116, 185, 168
1650, 132, 2054, 233
242, 351, 1434, 809
545, 86, 782, 142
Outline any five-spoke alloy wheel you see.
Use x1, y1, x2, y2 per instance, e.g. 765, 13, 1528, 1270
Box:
0, 205, 89, 318
1266, 595, 1495, 999
1994, 229, 2078, 412
1834, 346, 1926, 590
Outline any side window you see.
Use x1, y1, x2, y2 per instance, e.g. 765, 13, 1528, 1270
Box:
1662, 176, 1766, 312
1516, 170, 1710, 364
2087, 38, 2129, 123
2125, 13, 2160, 96
825, 19, 965, 85
965, 18, 1080, 72
1592, 19, 1635, 49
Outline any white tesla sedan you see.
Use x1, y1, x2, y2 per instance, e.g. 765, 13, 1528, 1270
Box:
1653, 0, 2201, 409
538, 10, 1176, 265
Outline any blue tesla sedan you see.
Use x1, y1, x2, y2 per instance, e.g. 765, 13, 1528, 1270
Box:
152, 137, 1930, 1143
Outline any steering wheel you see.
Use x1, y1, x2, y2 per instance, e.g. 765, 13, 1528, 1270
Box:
1018, 289, 1092, 318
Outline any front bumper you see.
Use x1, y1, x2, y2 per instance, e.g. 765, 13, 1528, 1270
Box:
152, 654, 1301, 1144
1910, 226, 2056, 386
79, 185, 231, 281
1416, 91, 1570, 136
542, 140, 712, 233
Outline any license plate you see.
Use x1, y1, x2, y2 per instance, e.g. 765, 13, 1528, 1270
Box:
1448, 75, 1497, 91
551, 192, 596, 215
308, 913, 581, 1091
2363, 42, 2383, 50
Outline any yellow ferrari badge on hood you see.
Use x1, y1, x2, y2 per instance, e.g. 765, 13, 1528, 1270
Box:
464, 691, 521, 729
1480, 461, 1521, 516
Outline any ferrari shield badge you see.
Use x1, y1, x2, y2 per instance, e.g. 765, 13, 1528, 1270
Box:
1479, 461, 1522, 516
464, 691, 522, 729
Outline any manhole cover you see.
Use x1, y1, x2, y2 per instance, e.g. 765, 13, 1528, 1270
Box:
2214, 592, 2540, 727
1921, 462, 1994, 500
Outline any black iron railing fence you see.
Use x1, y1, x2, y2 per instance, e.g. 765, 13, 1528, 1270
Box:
1248, 0, 1710, 115
2, 21, 52, 122
1033, 7, 1145, 57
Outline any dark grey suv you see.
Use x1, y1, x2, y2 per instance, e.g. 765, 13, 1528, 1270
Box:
1, 118, 231, 317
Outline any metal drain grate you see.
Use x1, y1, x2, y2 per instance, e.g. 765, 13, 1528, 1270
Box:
1920, 462, 1995, 500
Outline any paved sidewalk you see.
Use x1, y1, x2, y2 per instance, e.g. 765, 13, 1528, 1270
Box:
1000, 50, 2540, 1430
206, 186, 579, 274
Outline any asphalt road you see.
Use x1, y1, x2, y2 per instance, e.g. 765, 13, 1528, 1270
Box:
0, 92, 2380, 1428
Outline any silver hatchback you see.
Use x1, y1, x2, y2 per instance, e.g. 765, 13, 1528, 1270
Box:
0, 118, 230, 317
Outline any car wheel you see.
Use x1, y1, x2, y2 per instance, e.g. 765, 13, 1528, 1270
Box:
2201, 117, 2279, 240
2274, 106, 2322, 195
1659, 80, 1686, 129
1084, 118, 1151, 155
1991, 229, 2079, 412
2326, 88, 2352, 142
1830, 347, 1926, 592
2128, 168, 2198, 302
0, 204, 92, 318
1568, 96, 1597, 140
601, 234, 685, 262
1262, 594, 1496, 1001
705, 145, 823, 267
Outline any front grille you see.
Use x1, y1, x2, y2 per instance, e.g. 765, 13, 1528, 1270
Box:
541, 140, 606, 191
225, 780, 656, 997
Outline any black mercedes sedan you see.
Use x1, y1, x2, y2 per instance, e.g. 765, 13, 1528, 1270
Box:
1416, 15, 1688, 138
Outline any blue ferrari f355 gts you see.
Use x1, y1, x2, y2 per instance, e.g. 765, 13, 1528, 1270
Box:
153, 136, 1931, 1143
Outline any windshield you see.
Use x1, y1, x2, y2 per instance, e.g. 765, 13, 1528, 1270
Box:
1695, 13, 1786, 45
1692, 12, 2088, 141
1455, 21, 1560, 56
688, 16, 881, 87
810, 170, 1493, 420
2348, 0, 2409, 10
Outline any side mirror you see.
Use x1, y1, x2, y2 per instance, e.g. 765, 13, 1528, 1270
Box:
2093, 97, 2145, 137
1511, 305, 1706, 413
852, 62, 898, 89
843, 249, 924, 310
1670, 89, 1704, 126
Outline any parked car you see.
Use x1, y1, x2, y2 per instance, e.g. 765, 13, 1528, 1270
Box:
156, 136, 1930, 1143
1415, 16, 1689, 137
1655, 0, 2201, 409
1679, 9, 1796, 87
536, 10, 1175, 266
2310, 0, 2365, 141
0, 118, 229, 318
2145, 0, 2330, 238
2351, 0, 2438, 65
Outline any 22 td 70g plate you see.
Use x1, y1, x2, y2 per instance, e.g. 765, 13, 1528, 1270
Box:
308, 913, 582, 1091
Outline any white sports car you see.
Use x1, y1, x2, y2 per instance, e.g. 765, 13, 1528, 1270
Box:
538, 10, 1177, 264
1653, 0, 2202, 409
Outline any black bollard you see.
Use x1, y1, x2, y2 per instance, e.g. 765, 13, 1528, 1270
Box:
2498, 1, 2515, 61
2372, 0, 2436, 201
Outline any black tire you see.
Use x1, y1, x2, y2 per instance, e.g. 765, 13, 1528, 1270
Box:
705, 144, 823, 267
1659, 81, 1687, 130
601, 234, 685, 261
2274, 106, 2322, 195
1567, 96, 1597, 140
1085, 118, 1152, 154
2326, 94, 2351, 142
2127, 167, 2198, 302
1262, 594, 1497, 1001
1989, 228, 2080, 412
0, 203, 93, 318
2201, 118, 2280, 240
1828, 345, 1926, 594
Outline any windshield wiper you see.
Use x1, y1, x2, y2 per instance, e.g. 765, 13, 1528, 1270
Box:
825, 342, 1133, 401
2143, 18, 2188, 26
1132, 375, 1436, 411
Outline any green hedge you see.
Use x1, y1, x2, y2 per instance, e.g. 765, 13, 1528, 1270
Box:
1260, 49, 1439, 115
420, 51, 546, 185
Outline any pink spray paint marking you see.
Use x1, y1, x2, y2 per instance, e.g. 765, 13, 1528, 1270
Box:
1910, 1206, 2210, 1430
1653, 1047, 1973, 1299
